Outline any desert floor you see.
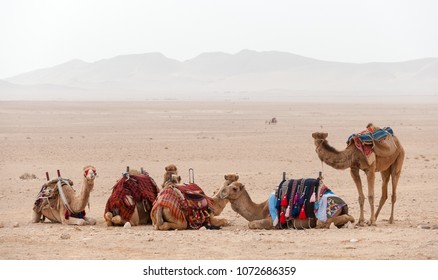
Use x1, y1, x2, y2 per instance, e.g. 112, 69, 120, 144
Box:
0, 101, 437, 260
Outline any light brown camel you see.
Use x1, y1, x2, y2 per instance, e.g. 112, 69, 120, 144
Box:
219, 181, 354, 229
312, 128, 404, 226
32, 166, 97, 226
104, 168, 159, 227
151, 173, 237, 230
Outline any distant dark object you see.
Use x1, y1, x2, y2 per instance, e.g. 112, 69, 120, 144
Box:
267, 117, 277, 125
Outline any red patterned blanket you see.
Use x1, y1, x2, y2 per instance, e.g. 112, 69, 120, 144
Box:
105, 174, 159, 221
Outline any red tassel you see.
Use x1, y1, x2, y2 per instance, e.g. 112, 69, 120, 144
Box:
280, 211, 286, 224
280, 194, 288, 207
298, 205, 307, 220
64, 210, 69, 220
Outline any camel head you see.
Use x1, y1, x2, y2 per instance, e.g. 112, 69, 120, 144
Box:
312, 132, 328, 142
83, 165, 96, 181
162, 164, 181, 188
224, 173, 239, 185
219, 181, 245, 200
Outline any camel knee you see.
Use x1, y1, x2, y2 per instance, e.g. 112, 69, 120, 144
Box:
391, 194, 397, 204
358, 195, 365, 205
31, 211, 42, 223
112, 215, 124, 225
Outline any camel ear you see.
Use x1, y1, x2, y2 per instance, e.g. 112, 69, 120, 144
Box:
224, 174, 229, 180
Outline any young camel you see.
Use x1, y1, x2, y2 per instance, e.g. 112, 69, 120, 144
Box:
32, 166, 97, 226
219, 181, 354, 229
312, 129, 404, 226
151, 173, 238, 230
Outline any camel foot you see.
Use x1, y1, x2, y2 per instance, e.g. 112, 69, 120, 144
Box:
389, 217, 394, 224
356, 220, 366, 227
112, 215, 123, 225
367, 219, 377, 226
105, 212, 114, 226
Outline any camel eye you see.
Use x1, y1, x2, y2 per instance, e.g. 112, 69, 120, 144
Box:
232, 187, 238, 192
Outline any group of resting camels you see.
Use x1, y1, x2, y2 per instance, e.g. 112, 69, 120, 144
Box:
32, 124, 404, 230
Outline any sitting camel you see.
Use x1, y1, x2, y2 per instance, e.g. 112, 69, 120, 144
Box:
104, 168, 160, 227
32, 166, 97, 226
312, 124, 404, 225
219, 181, 354, 229
151, 169, 237, 230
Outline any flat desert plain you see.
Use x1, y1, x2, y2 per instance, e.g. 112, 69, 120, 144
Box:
0, 101, 437, 260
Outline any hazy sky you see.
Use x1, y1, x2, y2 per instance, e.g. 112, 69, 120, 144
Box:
1, 0, 437, 78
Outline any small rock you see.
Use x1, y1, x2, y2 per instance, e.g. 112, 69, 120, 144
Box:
350, 238, 359, 243
60, 233, 71, 240
345, 221, 355, 229
147, 237, 154, 242
74, 227, 82, 231
0, 222, 4, 228
13, 222, 19, 228
329, 223, 338, 229
199, 227, 206, 231
421, 225, 431, 229
432, 225, 438, 230
123, 222, 131, 228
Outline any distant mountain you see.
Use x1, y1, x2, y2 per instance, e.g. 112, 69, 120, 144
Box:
2, 50, 438, 100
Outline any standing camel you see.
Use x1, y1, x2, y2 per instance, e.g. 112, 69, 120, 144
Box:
312, 129, 404, 226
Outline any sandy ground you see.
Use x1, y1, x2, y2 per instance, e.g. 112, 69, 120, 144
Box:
0, 101, 437, 260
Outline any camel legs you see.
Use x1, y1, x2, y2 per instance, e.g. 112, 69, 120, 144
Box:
210, 215, 228, 227
350, 168, 366, 226
155, 207, 187, 230
104, 212, 114, 226
389, 155, 403, 224
248, 217, 273, 230
375, 169, 391, 221
365, 169, 376, 226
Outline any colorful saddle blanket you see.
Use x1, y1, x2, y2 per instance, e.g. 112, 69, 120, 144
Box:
347, 127, 397, 163
314, 185, 347, 223
274, 178, 320, 228
347, 127, 393, 145
105, 173, 159, 221
151, 183, 213, 229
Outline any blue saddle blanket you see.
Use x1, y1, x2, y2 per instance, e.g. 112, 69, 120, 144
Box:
347, 127, 393, 144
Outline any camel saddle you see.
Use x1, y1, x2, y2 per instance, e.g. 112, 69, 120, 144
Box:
275, 178, 320, 229
347, 126, 397, 164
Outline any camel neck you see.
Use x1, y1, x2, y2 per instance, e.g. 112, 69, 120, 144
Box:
317, 140, 354, 170
210, 192, 228, 216
230, 189, 268, 221
71, 177, 93, 212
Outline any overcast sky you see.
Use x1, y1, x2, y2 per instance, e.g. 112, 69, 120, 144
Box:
1, 0, 437, 79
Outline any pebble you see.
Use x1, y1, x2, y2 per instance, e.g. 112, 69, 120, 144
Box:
329, 223, 338, 229
350, 238, 359, 243
418, 225, 431, 229
60, 233, 71, 240
0, 222, 4, 228
123, 222, 131, 229
199, 227, 206, 231
147, 237, 154, 242
13, 222, 19, 228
